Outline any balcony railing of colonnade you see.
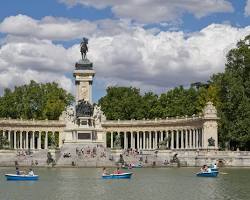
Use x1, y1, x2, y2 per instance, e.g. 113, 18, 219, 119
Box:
102, 115, 205, 151
0, 118, 65, 150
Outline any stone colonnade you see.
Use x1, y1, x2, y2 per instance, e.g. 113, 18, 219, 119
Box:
108, 128, 203, 150
108, 128, 204, 149
102, 102, 219, 150
0, 119, 65, 149
0, 130, 59, 149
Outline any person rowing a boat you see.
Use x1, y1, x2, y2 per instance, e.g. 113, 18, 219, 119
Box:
114, 167, 122, 174
15, 167, 20, 175
28, 169, 34, 176
102, 167, 109, 175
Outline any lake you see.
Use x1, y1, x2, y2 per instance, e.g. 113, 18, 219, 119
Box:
0, 167, 249, 200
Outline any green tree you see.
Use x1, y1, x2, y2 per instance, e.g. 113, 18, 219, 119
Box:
98, 87, 143, 120
212, 35, 250, 150
159, 86, 199, 117
0, 81, 74, 120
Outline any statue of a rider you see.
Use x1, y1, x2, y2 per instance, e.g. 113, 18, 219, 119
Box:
80, 37, 88, 60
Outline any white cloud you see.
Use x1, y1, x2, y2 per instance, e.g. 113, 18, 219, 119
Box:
1, 14, 250, 98
245, 0, 250, 16
59, 0, 234, 23
88, 24, 250, 90
0, 14, 97, 40
0, 15, 135, 40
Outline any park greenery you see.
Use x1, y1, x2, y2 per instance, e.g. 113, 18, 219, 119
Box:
0, 81, 74, 120
99, 35, 250, 150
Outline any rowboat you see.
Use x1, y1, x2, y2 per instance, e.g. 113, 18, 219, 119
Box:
210, 167, 218, 172
196, 171, 219, 177
102, 172, 133, 179
5, 174, 39, 181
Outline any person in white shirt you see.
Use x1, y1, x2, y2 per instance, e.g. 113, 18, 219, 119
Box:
28, 169, 34, 176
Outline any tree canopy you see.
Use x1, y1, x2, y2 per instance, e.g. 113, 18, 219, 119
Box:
0, 80, 74, 120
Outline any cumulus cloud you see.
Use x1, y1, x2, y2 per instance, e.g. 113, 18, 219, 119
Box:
59, 0, 234, 23
1, 14, 250, 99
88, 24, 250, 90
0, 15, 135, 40
0, 14, 97, 40
245, 0, 250, 16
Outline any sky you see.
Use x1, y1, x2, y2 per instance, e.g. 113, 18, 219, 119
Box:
0, 0, 250, 102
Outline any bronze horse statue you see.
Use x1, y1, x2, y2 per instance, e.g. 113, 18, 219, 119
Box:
80, 37, 88, 60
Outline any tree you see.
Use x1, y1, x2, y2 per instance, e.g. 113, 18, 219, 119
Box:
212, 35, 250, 150
98, 87, 143, 120
0, 81, 74, 120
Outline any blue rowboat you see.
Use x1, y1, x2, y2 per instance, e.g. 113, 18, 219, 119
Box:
196, 171, 219, 177
210, 167, 218, 172
102, 172, 133, 179
5, 174, 39, 181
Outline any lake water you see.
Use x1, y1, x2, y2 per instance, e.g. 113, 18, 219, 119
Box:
0, 167, 249, 200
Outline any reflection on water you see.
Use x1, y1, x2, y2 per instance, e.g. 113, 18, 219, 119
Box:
0, 167, 250, 200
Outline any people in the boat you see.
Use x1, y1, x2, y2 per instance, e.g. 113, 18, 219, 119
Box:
28, 169, 34, 176
114, 167, 122, 174
16, 167, 20, 175
213, 163, 217, 169
102, 167, 108, 175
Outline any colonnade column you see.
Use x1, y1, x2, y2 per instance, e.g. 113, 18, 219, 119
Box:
124, 132, 127, 149
20, 131, 23, 149
195, 129, 198, 149
14, 131, 17, 149
32, 132, 35, 149
149, 131, 152, 149
26, 132, 28, 149
111, 132, 113, 148
176, 131, 179, 149
181, 130, 184, 149
136, 132, 140, 149
37, 132, 41, 149
45, 132, 48, 149
185, 130, 188, 149
171, 131, 174, 149
8, 131, 11, 146
143, 132, 146, 149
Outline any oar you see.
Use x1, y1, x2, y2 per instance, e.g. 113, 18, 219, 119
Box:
220, 172, 228, 175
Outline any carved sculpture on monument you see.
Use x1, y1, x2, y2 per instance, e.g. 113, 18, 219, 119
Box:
75, 99, 94, 117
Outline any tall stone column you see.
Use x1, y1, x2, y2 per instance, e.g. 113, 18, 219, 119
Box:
155, 131, 158, 149
181, 130, 184, 149
38, 132, 41, 149
149, 131, 152, 149
200, 129, 203, 148
137, 132, 139, 149
14, 131, 17, 149
32, 132, 35, 149
176, 130, 179, 149
20, 131, 23, 149
26, 132, 28, 149
185, 130, 188, 149
8, 130, 11, 147
192, 130, 195, 149
111, 132, 113, 148
195, 129, 199, 149
124, 132, 127, 149
139, 131, 142, 149
188, 130, 191, 149
45, 132, 48, 149
171, 131, 174, 149
143, 132, 146, 149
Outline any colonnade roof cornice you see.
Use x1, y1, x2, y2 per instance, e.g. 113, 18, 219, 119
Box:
0, 118, 66, 128
102, 116, 206, 128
